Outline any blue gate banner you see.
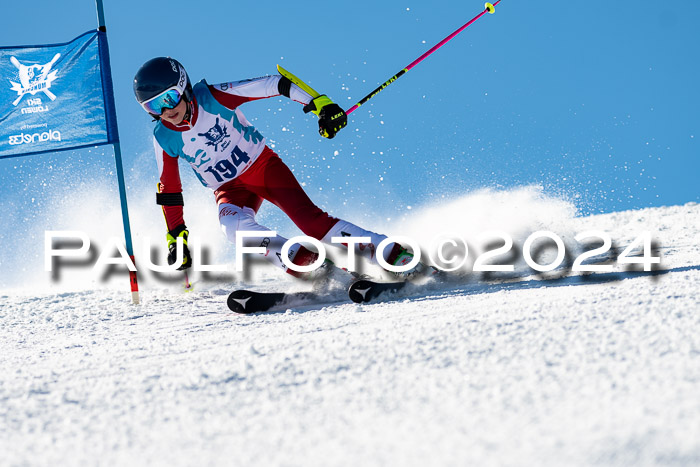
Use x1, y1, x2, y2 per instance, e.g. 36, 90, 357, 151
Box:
0, 30, 119, 159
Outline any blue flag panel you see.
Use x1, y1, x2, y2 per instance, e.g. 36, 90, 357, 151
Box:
0, 30, 118, 159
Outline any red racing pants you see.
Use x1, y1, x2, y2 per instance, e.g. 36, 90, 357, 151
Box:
215, 147, 394, 276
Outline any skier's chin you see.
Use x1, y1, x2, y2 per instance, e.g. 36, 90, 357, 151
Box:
162, 115, 183, 125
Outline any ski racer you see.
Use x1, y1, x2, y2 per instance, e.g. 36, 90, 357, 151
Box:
132, 57, 429, 284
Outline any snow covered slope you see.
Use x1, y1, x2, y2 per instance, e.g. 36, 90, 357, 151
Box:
1, 201, 699, 466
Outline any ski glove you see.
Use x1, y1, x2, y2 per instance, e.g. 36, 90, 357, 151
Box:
303, 95, 347, 139
166, 225, 192, 270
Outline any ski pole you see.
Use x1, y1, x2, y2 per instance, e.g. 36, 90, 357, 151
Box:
184, 270, 193, 291
346, 1, 500, 115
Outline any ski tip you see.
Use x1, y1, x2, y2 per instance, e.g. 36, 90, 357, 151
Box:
227, 290, 256, 314
485, 2, 495, 14
348, 279, 375, 304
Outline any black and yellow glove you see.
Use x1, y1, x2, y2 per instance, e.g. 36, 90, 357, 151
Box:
166, 225, 192, 270
303, 95, 347, 139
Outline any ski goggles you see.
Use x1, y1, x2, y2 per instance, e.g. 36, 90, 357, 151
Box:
140, 86, 183, 115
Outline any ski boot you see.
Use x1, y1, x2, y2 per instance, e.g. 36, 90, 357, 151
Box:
305, 259, 360, 291
386, 244, 438, 281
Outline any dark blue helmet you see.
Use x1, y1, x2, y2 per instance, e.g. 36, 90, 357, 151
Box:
133, 57, 193, 116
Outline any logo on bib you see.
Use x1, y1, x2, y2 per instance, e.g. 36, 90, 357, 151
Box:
198, 117, 230, 152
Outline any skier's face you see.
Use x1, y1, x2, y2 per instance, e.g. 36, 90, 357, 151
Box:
160, 98, 187, 125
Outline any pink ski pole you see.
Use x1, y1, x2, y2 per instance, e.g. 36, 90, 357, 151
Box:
346, 1, 501, 116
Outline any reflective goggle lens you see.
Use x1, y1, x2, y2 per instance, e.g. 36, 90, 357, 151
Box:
141, 88, 183, 115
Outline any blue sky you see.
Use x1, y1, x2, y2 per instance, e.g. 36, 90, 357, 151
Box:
1, 0, 698, 248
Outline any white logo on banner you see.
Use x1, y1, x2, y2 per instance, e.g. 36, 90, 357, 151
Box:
9, 53, 60, 106
8, 129, 62, 146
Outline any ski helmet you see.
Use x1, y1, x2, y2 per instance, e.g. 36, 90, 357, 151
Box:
133, 57, 193, 117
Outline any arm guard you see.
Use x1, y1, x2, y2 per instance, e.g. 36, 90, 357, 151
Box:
278, 76, 292, 98
156, 191, 184, 206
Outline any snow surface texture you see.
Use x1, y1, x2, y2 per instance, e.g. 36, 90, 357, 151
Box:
1, 191, 699, 466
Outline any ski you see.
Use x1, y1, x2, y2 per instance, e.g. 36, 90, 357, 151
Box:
347, 279, 408, 304
227, 289, 319, 314
347, 268, 463, 304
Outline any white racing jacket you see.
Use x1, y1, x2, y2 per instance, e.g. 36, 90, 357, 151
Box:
153, 75, 313, 229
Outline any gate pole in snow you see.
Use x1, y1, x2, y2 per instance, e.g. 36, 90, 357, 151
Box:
96, 0, 140, 304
